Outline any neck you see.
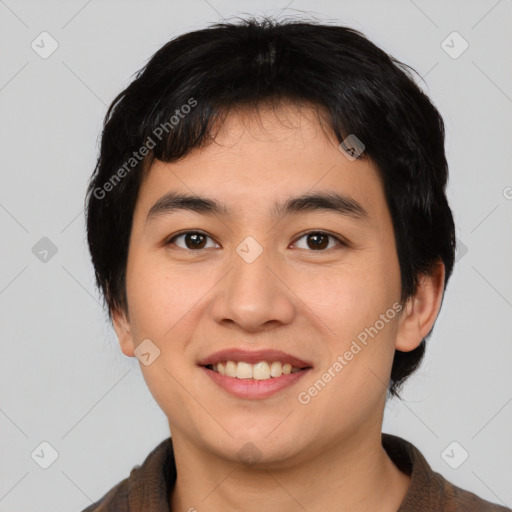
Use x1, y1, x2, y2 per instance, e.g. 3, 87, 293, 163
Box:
170, 424, 410, 512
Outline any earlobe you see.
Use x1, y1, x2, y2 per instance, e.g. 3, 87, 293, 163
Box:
395, 260, 446, 352
112, 308, 135, 357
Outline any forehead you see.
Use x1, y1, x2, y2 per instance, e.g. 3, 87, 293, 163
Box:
135, 103, 386, 223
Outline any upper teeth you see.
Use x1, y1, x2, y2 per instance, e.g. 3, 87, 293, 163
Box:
211, 361, 303, 380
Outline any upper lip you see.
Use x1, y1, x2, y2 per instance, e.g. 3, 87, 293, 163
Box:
198, 349, 313, 369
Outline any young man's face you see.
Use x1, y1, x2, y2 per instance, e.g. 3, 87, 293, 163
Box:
114, 103, 419, 465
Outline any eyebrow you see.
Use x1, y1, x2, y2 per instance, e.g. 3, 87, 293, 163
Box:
146, 191, 369, 223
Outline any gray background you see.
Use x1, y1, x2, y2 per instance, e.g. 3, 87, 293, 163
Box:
1, 0, 511, 510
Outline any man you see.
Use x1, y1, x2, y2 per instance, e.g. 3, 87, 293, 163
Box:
83, 17, 510, 511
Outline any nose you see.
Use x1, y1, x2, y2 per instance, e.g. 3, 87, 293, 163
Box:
210, 245, 296, 333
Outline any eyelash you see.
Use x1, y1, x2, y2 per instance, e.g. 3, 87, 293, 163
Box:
165, 230, 348, 252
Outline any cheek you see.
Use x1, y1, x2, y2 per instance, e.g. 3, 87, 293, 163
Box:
125, 252, 212, 340
297, 265, 400, 418
299, 261, 399, 339
295, 243, 401, 390
124, 255, 209, 423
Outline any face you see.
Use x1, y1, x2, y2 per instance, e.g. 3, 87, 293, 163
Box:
114, 103, 414, 467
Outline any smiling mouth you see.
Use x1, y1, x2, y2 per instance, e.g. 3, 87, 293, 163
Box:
203, 360, 310, 380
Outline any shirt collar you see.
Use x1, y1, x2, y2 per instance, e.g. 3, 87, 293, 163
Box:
125, 433, 441, 511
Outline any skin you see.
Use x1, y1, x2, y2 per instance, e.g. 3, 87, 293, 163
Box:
113, 102, 445, 512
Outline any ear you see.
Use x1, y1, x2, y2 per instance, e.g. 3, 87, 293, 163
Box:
112, 307, 135, 357
395, 260, 446, 352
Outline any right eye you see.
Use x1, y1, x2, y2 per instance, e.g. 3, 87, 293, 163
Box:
166, 231, 220, 251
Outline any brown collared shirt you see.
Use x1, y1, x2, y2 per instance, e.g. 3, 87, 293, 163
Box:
82, 433, 510, 511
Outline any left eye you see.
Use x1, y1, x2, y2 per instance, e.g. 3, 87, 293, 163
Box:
293, 232, 345, 251
166, 231, 345, 251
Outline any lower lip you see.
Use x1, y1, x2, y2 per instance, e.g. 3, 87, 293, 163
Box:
200, 366, 311, 399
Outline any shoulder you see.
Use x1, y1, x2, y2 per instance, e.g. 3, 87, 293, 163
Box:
80, 437, 175, 512
382, 433, 511, 512
438, 476, 511, 512
80, 477, 130, 512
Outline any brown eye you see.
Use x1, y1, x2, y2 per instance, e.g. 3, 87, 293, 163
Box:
167, 231, 218, 250
293, 231, 345, 251
306, 233, 329, 250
